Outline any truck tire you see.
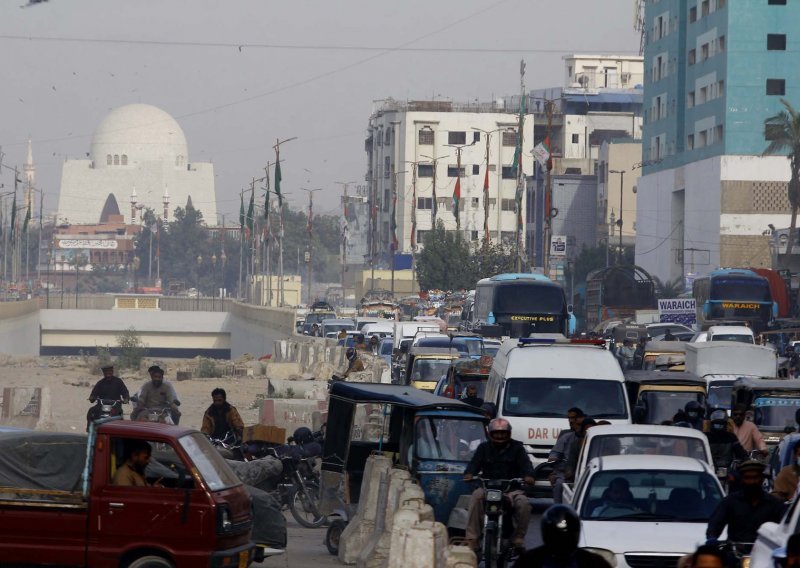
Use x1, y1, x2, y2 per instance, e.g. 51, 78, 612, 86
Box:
126, 556, 174, 568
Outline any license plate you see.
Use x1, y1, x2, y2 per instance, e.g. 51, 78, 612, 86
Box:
238, 550, 248, 568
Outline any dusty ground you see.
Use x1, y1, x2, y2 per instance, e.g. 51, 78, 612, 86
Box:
0, 354, 277, 432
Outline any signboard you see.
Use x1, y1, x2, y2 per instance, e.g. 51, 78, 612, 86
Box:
58, 239, 118, 250
550, 235, 567, 257
658, 298, 696, 326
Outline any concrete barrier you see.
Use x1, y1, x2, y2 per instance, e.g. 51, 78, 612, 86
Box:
388, 520, 448, 568
338, 454, 393, 565
357, 468, 412, 568
258, 398, 328, 436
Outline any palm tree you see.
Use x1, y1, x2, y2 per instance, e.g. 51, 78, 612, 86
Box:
764, 99, 800, 262
651, 275, 684, 299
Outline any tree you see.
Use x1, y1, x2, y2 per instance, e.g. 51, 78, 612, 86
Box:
416, 222, 472, 290
651, 275, 684, 299
471, 240, 516, 279
764, 98, 800, 262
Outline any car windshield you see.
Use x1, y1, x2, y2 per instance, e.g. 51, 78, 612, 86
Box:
753, 397, 800, 429
414, 417, 486, 462
493, 283, 565, 314
179, 433, 241, 492
586, 435, 708, 463
710, 334, 753, 344
484, 343, 501, 357
639, 391, 705, 425
410, 359, 452, 382
581, 470, 722, 521
707, 384, 733, 410
503, 378, 628, 419
325, 323, 354, 333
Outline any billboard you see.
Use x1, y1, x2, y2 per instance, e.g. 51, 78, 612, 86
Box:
658, 298, 696, 326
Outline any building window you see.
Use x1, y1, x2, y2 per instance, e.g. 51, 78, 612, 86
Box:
385, 128, 392, 145
470, 230, 479, 241
714, 124, 724, 143
418, 164, 434, 178
121, 155, 128, 166
689, 6, 697, 22
500, 198, 516, 212
687, 91, 695, 108
699, 86, 708, 104
418, 128, 434, 145
769, 0, 787, 4
502, 131, 518, 146
113, 155, 119, 165
473, 132, 481, 143
384, 157, 391, 178
501, 166, 516, 179
701, 43, 709, 61
767, 78, 786, 96
571, 133, 580, 144
716, 0, 726, 7
699, 130, 708, 147
417, 197, 433, 210
472, 197, 480, 208
688, 49, 696, 65
472, 164, 480, 175
701, 0, 710, 16
106, 154, 112, 165
448, 131, 466, 145
687, 134, 695, 150
717, 35, 725, 53
447, 166, 466, 177
768, 34, 787, 50
417, 230, 429, 243
718, 80, 725, 97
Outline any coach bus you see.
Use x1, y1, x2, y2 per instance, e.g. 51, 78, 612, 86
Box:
693, 268, 776, 332
467, 273, 575, 338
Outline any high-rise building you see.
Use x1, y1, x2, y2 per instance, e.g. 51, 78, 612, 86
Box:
637, 0, 798, 282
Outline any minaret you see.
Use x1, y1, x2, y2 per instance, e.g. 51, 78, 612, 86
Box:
130, 185, 138, 224
162, 186, 170, 222
23, 138, 35, 215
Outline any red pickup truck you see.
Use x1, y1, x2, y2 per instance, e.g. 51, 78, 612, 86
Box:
0, 421, 256, 567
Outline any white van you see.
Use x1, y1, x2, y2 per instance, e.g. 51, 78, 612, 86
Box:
484, 337, 631, 468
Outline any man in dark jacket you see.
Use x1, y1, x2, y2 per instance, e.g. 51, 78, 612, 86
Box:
87, 364, 130, 427
706, 409, 748, 477
201, 388, 244, 441
706, 460, 786, 543
463, 418, 534, 553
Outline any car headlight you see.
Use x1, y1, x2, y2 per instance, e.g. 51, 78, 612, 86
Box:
486, 489, 503, 502
582, 548, 617, 567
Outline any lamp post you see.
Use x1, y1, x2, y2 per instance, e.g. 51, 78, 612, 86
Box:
45, 250, 51, 308
211, 253, 217, 311
132, 255, 140, 295
608, 211, 616, 268
300, 187, 322, 304
274, 136, 298, 307
472, 127, 515, 243
196, 254, 202, 310
220, 250, 227, 306
74, 252, 83, 306
608, 169, 626, 264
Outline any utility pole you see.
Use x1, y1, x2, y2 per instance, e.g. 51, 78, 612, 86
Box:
542, 99, 556, 277
335, 180, 357, 305
472, 127, 511, 244
301, 187, 322, 304
388, 168, 408, 299
445, 142, 476, 235
609, 169, 626, 265
515, 59, 527, 272
420, 154, 450, 231
273, 136, 297, 306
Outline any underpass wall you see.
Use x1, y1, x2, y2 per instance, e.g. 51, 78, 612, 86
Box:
0, 300, 40, 356
227, 301, 297, 358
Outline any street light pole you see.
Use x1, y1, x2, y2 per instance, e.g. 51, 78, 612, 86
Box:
196, 254, 202, 310
274, 136, 298, 307
301, 187, 322, 305
445, 143, 476, 235
211, 253, 217, 311
609, 169, 626, 265
335, 180, 357, 305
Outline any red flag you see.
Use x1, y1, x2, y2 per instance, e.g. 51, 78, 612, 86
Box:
483, 167, 489, 193
451, 177, 461, 218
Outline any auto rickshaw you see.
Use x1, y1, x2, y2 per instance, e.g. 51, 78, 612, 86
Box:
641, 340, 687, 370
405, 347, 461, 392
624, 370, 707, 424
437, 355, 493, 400
732, 377, 800, 446
320, 382, 487, 554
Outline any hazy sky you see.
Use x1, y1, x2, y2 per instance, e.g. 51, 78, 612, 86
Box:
0, 0, 639, 221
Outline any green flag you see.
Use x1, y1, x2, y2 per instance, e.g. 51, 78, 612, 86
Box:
239, 193, 245, 233
274, 161, 283, 207
22, 204, 30, 234
246, 190, 255, 234
9, 193, 16, 243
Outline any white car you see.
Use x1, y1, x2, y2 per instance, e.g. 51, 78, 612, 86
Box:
751, 494, 800, 568
570, 455, 725, 568
707, 325, 755, 344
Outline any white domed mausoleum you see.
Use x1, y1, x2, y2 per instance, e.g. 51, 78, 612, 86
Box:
57, 104, 217, 225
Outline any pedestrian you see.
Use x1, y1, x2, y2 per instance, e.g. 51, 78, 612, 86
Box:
201, 387, 245, 442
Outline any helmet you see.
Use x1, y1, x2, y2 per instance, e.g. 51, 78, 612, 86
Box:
541, 505, 581, 554
709, 409, 728, 431
292, 427, 314, 445
487, 418, 512, 434
346, 347, 356, 361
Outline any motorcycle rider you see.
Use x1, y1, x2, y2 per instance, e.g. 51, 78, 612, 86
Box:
201, 387, 244, 442
731, 403, 768, 456
87, 363, 129, 427
514, 505, 612, 567
343, 347, 365, 378
461, 384, 484, 408
131, 365, 180, 422
463, 418, 534, 554
684, 400, 705, 431
706, 409, 748, 480
548, 407, 585, 504
706, 460, 786, 544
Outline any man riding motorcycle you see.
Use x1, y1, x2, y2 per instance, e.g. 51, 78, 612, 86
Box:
463, 418, 534, 554
131, 365, 180, 423
706, 409, 748, 484
514, 505, 612, 567
86, 363, 129, 429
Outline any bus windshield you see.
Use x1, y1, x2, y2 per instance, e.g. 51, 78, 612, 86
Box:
710, 279, 770, 302
753, 396, 800, 430
493, 284, 565, 314
503, 378, 628, 419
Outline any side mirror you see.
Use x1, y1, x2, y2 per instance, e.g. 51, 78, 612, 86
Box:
633, 404, 647, 424
567, 304, 574, 314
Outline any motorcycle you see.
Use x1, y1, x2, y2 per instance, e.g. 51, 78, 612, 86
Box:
142, 407, 174, 424
262, 447, 325, 528
471, 477, 525, 568
86, 398, 125, 430
208, 430, 244, 461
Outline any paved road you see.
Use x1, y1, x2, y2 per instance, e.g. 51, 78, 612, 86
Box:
257, 503, 549, 568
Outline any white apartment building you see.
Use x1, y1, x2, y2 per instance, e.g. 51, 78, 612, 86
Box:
364, 99, 534, 263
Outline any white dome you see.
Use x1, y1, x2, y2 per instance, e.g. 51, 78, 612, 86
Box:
90, 104, 188, 168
